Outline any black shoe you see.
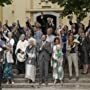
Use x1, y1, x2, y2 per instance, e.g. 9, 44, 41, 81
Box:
76, 77, 79, 81
39, 81, 43, 85
0, 87, 2, 90
45, 81, 48, 86
69, 76, 72, 80
28, 79, 32, 83
54, 79, 57, 84
81, 71, 88, 75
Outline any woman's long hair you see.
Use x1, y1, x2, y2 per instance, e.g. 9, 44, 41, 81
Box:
68, 35, 74, 46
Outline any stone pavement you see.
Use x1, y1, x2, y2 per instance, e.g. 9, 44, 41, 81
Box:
2, 87, 90, 90
2, 71, 90, 90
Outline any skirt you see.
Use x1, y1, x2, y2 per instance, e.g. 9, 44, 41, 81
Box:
25, 64, 36, 82
3, 63, 13, 80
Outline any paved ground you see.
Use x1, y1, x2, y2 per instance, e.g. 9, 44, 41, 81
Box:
2, 87, 90, 90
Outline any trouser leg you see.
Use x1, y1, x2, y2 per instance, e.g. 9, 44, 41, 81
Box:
17, 61, 25, 74
39, 61, 44, 82
67, 54, 73, 77
44, 61, 49, 82
0, 80, 2, 90
72, 53, 79, 77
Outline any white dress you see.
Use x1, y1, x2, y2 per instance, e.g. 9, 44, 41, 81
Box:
6, 38, 15, 63
51, 45, 64, 80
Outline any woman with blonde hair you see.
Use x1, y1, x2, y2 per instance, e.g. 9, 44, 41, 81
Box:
25, 38, 37, 83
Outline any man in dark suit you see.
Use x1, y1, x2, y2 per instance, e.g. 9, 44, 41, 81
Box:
0, 33, 4, 90
38, 35, 52, 86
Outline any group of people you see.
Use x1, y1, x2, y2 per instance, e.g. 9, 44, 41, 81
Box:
0, 15, 90, 89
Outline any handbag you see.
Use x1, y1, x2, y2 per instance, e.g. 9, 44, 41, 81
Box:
17, 52, 26, 62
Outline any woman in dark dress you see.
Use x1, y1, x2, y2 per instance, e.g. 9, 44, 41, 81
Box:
86, 32, 90, 65
80, 32, 89, 74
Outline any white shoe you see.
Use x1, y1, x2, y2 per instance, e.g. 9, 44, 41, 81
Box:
6, 81, 9, 85
54, 79, 57, 85
11, 81, 15, 84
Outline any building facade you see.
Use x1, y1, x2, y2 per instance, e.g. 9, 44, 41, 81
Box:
0, 0, 90, 27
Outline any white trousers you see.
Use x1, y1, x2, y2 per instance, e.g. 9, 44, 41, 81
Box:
67, 53, 79, 77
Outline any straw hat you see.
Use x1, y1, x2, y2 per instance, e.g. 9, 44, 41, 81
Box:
73, 39, 80, 44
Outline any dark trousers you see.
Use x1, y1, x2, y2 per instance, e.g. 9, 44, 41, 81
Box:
0, 80, 2, 90
0, 65, 2, 90
39, 57, 49, 82
17, 61, 25, 74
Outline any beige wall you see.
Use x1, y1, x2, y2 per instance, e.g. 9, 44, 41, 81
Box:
2, 0, 90, 27
3, 0, 27, 26
0, 6, 3, 22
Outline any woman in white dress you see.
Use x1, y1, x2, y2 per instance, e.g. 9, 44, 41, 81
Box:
25, 38, 37, 83
51, 37, 64, 84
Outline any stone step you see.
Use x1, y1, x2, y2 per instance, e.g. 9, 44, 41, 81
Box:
2, 82, 90, 89
13, 73, 90, 78
8, 77, 90, 83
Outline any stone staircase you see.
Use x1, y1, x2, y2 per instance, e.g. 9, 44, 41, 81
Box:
2, 71, 90, 89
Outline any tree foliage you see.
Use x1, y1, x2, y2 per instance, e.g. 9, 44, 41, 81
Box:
0, 0, 12, 6
50, 0, 90, 20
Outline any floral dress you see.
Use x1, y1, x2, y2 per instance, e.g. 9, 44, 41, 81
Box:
3, 38, 14, 80
51, 45, 64, 80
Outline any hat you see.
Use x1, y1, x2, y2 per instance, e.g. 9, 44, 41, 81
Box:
74, 39, 80, 44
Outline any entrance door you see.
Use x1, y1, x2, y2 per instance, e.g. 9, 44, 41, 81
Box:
37, 14, 57, 33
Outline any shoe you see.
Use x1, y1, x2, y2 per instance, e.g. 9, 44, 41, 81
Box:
0, 86, 2, 90
81, 71, 88, 75
45, 81, 48, 86
69, 76, 72, 80
54, 79, 57, 84
76, 77, 79, 81
28, 79, 32, 83
6, 81, 9, 85
39, 81, 43, 85
11, 81, 15, 85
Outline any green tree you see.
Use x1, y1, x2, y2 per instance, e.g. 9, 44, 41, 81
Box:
0, 0, 12, 6
50, 0, 90, 20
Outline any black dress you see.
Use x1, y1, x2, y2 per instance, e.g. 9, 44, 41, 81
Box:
80, 38, 89, 64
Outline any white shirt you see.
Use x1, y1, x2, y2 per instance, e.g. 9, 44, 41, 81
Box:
46, 35, 55, 47
46, 35, 55, 43
15, 40, 28, 53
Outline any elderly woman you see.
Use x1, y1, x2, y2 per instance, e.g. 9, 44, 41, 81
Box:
3, 32, 15, 84
15, 34, 28, 74
25, 38, 37, 83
